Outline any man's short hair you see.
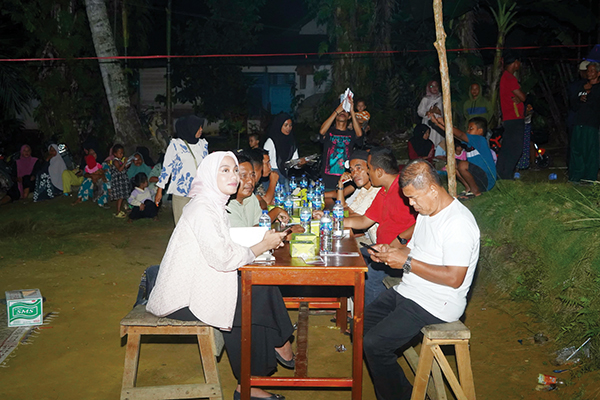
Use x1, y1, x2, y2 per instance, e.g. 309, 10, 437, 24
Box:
400, 159, 442, 190
368, 147, 399, 175
234, 151, 252, 166
245, 148, 267, 169
468, 117, 487, 133
350, 149, 369, 162
503, 52, 520, 67
248, 132, 260, 140
588, 62, 600, 72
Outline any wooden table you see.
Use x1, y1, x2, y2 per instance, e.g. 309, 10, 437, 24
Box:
239, 235, 368, 400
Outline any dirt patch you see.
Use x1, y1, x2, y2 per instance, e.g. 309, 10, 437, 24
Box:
0, 214, 597, 399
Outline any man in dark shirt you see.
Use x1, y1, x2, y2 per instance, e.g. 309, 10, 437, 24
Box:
569, 62, 600, 182
318, 98, 363, 190
566, 61, 591, 164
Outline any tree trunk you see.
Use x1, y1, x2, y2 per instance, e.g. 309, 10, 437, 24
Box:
433, 0, 457, 197
84, 0, 145, 149
489, 33, 505, 128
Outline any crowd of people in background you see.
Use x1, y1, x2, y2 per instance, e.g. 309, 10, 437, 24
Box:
2, 53, 600, 220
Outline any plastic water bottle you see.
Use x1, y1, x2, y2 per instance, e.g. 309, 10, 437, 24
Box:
275, 183, 284, 206
300, 174, 308, 189
320, 211, 333, 253
312, 194, 322, 211
300, 201, 312, 233
284, 193, 294, 216
259, 210, 271, 228
306, 184, 315, 203
289, 176, 297, 191
332, 200, 344, 238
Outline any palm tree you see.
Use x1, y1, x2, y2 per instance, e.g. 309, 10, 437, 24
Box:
0, 62, 33, 120
84, 0, 145, 149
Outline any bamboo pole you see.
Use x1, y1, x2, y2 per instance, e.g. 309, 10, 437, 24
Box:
432, 0, 457, 197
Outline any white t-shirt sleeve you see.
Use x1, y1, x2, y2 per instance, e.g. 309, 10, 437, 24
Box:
263, 139, 278, 170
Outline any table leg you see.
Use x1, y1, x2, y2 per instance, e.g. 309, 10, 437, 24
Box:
337, 297, 348, 334
240, 271, 253, 400
294, 302, 309, 378
352, 273, 365, 400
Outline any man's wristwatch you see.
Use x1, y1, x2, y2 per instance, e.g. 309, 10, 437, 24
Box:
396, 235, 408, 245
402, 255, 412, 274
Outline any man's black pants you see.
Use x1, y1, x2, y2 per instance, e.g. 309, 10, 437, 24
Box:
496, 119, 525, 179
363, 289, 444, 400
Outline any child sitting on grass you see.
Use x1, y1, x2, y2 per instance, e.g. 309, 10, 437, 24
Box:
107, 144, 131, 218
73, 151, 109, 207
128, 172, 158, 222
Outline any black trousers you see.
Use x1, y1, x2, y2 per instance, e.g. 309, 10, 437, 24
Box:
168, 275, 294, 382
129, 200, 158, 220
363, 289, 444, 400
496, 119, 525, 179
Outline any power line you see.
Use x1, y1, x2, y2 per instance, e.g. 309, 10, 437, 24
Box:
0, 44, 593, 63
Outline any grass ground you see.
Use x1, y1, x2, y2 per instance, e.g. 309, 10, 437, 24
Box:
1, 162, 600, 399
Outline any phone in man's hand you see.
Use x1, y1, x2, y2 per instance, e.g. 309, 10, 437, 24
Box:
360, 242, 379, 253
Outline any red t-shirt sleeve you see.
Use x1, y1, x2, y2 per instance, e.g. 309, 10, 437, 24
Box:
364, 189, 384, 222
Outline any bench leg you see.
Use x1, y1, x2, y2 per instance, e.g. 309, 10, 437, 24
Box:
431, 358, 448, 400
431, 345, 468, 400
121, 332, 141, 396
198, 330, 223, 400
455, 342, 476, 400
410, 343, 435, 400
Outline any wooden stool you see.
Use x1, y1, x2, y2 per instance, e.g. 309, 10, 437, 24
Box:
410, 321, 475, 400
120, 305, 224, 400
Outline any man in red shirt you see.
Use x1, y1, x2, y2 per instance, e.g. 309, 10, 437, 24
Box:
496, 53, 527, 179
344, 147, 416, 305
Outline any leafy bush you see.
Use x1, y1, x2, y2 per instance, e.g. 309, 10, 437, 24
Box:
470, 181, 600, 370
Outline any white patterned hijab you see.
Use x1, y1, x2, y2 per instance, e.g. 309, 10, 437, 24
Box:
188, 151, 238, 208
48, 144, 67, 189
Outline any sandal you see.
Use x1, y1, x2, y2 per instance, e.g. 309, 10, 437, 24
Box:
114, 211, 127, 218
458, 192, 480, 200
233, 391, 285, 400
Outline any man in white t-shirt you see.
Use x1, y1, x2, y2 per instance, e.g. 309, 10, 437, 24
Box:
363, 159, 480, 400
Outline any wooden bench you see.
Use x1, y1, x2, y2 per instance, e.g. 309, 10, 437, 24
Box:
382, 277, 475, 400
410, 321, 475, 400
119, 305, 224, 400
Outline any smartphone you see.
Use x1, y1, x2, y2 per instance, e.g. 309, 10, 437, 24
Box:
360, 242, 379, 253
281, 227, 293, 236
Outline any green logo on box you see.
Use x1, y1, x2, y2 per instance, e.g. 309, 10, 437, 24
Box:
9, 299, 42, 321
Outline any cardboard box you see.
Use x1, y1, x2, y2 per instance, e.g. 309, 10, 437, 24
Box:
6, 289, 43, 327
291, 232, 318, 244
290, 241, 318, 258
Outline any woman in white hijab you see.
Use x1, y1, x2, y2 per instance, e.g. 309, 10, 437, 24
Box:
147, 151, 293, 400
33, 144, 67, 202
